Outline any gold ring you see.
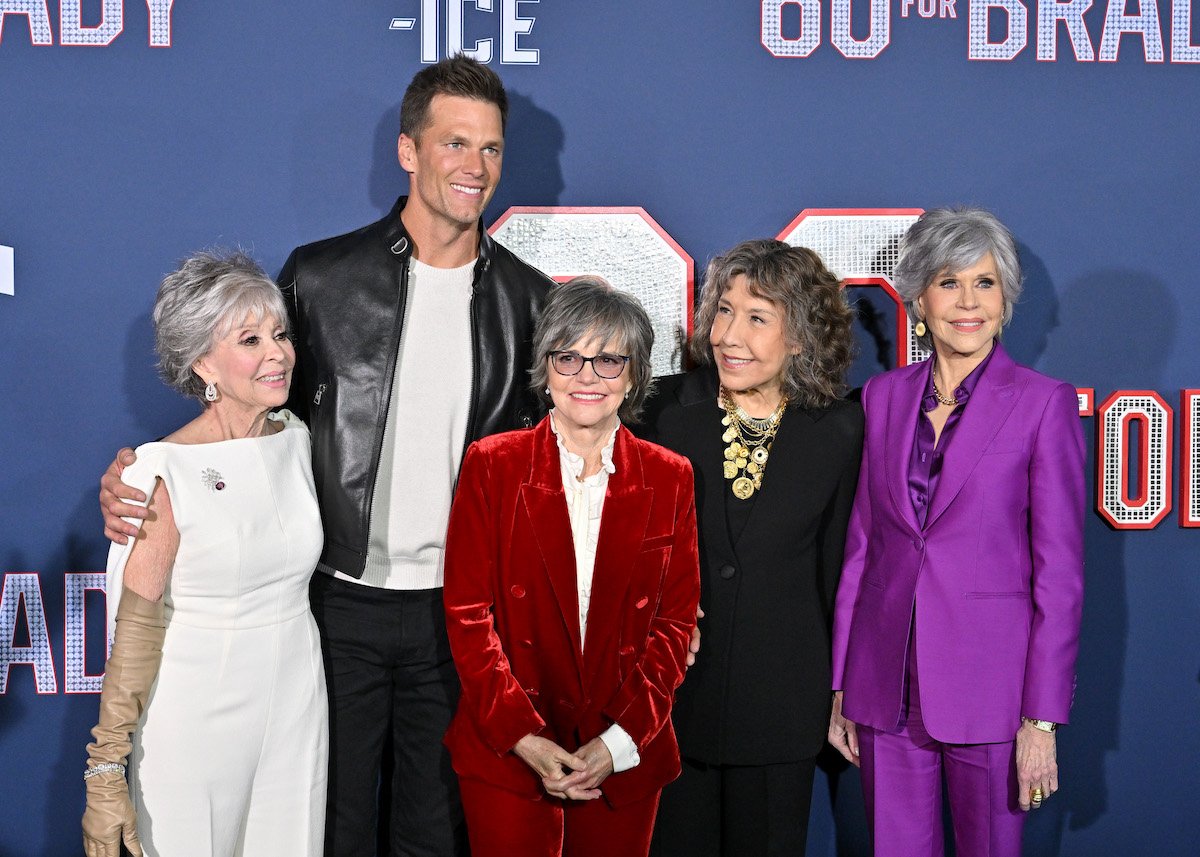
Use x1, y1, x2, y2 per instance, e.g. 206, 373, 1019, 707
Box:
1031, 787, 1044, 804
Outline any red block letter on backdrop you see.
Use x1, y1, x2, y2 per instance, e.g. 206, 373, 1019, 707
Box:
1097, 391, 1173, 529
776, 208, 924, 367
1179, 390, 1200, 527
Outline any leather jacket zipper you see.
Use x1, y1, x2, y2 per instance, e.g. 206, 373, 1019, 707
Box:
362, 243, 411, 560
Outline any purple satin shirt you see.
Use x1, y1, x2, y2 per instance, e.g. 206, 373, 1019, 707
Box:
908, 346, 998, 529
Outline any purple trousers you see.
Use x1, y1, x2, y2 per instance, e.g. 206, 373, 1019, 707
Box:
858, 646, 1026, 857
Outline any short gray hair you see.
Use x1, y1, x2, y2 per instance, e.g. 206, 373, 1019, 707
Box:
153, 250, 288, 403
893, 207, 1023, 350
529, 276, 655, 423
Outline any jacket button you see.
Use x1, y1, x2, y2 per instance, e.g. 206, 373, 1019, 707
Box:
635, 596, 649, 609
620, 645, 636, 656
912, 538, 922, 550
510, 585, 526, 598
719, 564, 736, 580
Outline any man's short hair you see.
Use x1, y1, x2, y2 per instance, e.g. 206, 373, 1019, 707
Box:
400, 54, 509, 142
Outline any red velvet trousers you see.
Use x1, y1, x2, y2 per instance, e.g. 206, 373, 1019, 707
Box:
459, 776, 660, 857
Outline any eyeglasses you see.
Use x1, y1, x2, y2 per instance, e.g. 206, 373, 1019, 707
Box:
549, 350, 630, 379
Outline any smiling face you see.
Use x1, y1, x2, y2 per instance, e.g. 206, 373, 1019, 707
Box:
916, 251, 1004, 363
709, 274, 798, 402
192, 312, 294, 418
397, 94, 503, 236
546, 332, 630, 440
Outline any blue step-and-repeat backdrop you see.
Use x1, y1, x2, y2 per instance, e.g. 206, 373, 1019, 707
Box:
2, 2, 1198, 854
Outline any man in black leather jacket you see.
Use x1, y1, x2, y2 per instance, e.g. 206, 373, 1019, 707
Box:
102, 56, 551, 857
278, 192, 549, 580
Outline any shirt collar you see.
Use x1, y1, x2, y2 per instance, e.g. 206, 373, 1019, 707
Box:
549, 411, 619, 480
921, 344, 997, 413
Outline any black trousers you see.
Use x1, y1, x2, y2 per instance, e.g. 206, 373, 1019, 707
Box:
310, 574, 468, 857
650, 756, 818, 857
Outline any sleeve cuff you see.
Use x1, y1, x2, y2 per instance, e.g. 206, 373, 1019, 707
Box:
599, 723, 641, 773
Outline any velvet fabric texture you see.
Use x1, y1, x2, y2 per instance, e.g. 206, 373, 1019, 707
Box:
443, 418, 700, 816
459, 777, 659, 857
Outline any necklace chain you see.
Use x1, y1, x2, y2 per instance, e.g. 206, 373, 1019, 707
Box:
932, 380, 959, 407
719, 388, 787, 500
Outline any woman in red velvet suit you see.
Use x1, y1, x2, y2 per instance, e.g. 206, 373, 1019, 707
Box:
829, 208, 1086, 857
442, 276, 700, 857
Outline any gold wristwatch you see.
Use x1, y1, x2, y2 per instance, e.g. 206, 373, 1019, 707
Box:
1022, 717, 1058, 733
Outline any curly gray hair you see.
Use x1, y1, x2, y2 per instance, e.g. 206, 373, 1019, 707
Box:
691, 239, 854, 409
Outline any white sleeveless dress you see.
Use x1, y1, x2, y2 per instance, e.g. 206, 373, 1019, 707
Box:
105, 410, 326, 857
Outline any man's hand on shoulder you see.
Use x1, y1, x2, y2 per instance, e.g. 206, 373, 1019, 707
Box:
100, 448, 145, 544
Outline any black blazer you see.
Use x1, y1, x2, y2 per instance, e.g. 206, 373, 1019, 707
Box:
640, 368, 863, 764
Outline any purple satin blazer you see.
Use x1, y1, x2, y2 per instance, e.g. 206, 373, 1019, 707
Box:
832, 344, 1085, 743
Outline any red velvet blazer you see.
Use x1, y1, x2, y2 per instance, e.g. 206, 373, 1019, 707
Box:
442, 417, 700, 807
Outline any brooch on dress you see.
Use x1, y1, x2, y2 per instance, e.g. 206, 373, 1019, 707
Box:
201, 468, 226, 492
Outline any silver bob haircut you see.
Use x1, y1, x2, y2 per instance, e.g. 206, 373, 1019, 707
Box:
153, 249, 288, 403
529, 275, 655, 423
893, 207, 1023, 351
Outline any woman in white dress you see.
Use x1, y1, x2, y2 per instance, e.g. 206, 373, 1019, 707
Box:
82, 251, 326, 857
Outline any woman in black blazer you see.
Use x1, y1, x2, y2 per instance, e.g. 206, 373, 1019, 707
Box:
646, 240, 863, 857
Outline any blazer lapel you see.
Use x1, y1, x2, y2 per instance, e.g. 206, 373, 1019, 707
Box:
886, 364, 926, 535
923, 345, 1021, 530
676, 369, 738, 564
519, 421, 584, 673
583, 427, 653, 686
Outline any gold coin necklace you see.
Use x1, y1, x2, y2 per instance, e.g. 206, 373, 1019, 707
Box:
720, 387, 788, 500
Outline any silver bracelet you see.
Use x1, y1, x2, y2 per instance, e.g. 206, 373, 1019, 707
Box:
84, 762, 126, 780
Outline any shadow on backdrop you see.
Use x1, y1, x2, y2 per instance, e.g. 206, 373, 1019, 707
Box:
369, 101, 408, 217
1031, 269, 1176, 855
487, 90, 566, 215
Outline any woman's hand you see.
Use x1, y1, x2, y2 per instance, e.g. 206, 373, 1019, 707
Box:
686, 606, 704, 668
512, 734, 594, 800
828, 690, 860, 767
1015, 721, 1058, 811
100, 448, 145, 544
548, 737, 614, 800
82, 770, 143, 857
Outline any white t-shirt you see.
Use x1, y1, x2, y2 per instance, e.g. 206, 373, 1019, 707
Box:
334, 258, 474, 590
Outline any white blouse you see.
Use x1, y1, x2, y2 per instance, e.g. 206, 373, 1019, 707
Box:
549, 412, 640, 772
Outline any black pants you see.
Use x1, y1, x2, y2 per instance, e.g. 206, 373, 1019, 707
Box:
310, 574, 468, 857
651, 756, 817, 857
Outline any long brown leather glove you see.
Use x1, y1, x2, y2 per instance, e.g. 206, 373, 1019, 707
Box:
82, 587, 166, 857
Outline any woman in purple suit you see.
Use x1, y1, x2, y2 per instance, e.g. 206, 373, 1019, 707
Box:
828, 208, 1085, 857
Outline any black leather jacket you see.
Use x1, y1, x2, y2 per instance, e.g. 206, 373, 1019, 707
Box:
279, 196, 552, 578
